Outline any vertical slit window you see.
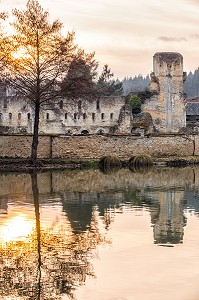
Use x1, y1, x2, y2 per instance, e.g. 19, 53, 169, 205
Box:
96, 100, 100, 110
60, 100, 63, 109
78, 100, 82, 110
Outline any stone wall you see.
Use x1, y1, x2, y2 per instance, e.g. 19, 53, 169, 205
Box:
0, 134, 198, 159
0, 135, 51, 158
143, 52, 186, 132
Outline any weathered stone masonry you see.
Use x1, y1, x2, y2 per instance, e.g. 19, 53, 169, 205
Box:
0, 134, 197, 159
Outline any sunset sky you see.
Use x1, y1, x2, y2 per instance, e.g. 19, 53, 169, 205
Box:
1, 0, 199, 79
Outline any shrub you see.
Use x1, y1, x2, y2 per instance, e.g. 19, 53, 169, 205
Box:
129, 154, 153, 168
129, 95, 142, 114
99, 156, 122, 173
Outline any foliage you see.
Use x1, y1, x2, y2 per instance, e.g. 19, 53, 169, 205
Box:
97, 64, 123, 96
129, 95, 142, 114
128, 154, 153, 170
122, 74, 150, 96
61, 53, 98, 99
99, 155, 122, 173
184, 68, 199, 98
0, 0, 97, 161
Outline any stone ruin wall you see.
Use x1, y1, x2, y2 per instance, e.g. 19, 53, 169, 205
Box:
0, 134, 197, 159
142, 52, 186, 133
0, 52, 188, 136
0, 95, 130, 135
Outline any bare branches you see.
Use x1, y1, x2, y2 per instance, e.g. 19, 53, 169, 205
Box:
0, 0, 98, 160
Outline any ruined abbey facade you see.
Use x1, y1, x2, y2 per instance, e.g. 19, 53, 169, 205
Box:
0, 52, 187, 135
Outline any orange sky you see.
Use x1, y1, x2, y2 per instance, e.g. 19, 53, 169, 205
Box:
1, 0, 199, 79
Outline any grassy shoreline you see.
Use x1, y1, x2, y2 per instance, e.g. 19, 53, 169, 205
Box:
0, 156, 199, 172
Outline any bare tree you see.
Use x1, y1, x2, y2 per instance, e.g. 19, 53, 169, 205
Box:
0, 0, 97, 162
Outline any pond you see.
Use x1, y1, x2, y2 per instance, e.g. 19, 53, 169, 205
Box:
0, 166, 199, 300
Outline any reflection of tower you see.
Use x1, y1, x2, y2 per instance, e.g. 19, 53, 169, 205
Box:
153, 191, 186, 244
61, 192, 93, 234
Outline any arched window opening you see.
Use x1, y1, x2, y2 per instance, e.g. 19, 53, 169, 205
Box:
96, 99, 100, 110
101, 113, 104, 120
97, 129, 104, 135
59, 100, 63, 109
92, 113, 95, 121
46, 113, 49, 120
78, 100, 82, 110
83, 113, 86, 120
66, 129, 72, 135
65, 113, 68, 120
81, 130, 89, 135
74, 113, 77, 120
27, 113, 31, 120
0, 113, 3, 121
18, 113, 21, 120
110, 113, 113, 120
9, 113, 12, 120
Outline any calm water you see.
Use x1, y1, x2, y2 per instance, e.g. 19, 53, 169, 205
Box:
0, 167, 199, 300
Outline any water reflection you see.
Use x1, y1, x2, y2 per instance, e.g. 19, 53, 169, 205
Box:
0, 167, 199, 298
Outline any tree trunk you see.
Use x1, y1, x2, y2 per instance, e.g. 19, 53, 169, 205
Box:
31, 100, 40, 162
31, 171, 41, 298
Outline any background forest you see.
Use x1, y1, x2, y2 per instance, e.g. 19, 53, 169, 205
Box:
121, 69, 199, 99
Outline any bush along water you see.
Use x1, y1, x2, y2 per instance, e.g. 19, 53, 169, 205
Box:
99, 156, 122, 173
128, 154, 153, 173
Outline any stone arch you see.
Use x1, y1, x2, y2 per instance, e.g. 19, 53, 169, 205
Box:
97, 129, 104, 135
66, 129, 73, 135
80, 129, 90, 135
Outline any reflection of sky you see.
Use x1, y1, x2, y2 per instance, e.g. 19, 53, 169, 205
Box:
0, 200, 68, 243
0, 169, 199, 299
1, 0, 199, 78
77, 210, 199, 300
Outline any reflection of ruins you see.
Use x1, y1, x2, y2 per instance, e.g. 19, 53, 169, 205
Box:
151, 191, 187, 244
1, 167, 199, 298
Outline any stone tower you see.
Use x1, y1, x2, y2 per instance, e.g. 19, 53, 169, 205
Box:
144, 52, 186, 132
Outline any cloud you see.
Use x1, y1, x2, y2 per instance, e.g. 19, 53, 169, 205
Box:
191, 34, 199, 39
158, 36, 187, 42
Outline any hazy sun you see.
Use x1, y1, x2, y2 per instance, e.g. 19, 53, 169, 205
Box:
0, 214, 34, 242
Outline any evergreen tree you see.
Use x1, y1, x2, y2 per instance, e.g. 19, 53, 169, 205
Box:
97, 64, 123, 96
129, 95, 141, 114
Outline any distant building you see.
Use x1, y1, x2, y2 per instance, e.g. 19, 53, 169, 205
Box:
186, 98, 199, 127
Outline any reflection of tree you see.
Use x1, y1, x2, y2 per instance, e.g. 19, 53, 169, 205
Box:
0, 172, 106, 300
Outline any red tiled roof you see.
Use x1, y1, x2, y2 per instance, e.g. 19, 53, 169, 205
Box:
186, 98, 199, 103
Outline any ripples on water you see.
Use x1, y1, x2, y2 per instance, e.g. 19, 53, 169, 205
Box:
0, 167, 199, 300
